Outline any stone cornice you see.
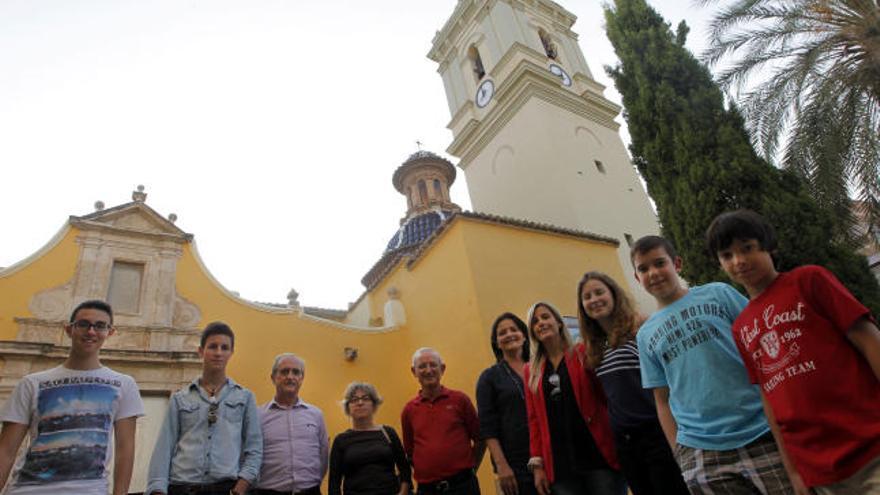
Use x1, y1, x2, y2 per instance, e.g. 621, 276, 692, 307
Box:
296, 312, 398, 334
13, 317, 197, 335
73, 201, 193, 241
70, 218, 192, 244
429, 0, 577, 64
0, 340, 200, 363
448, 57, 621, 167
429, 0, 482, 63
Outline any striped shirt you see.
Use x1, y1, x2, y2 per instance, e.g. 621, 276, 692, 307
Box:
595, 340, 658, 432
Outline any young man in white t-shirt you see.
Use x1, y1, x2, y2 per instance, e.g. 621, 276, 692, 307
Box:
0, 299, 145, 495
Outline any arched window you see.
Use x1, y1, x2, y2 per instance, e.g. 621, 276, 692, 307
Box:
539, 29, 557, 60
468, 45, 486, 81
418, 180, 429, 206
433, 179, 443, 200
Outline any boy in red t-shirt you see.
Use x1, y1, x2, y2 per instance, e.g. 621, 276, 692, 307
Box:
706, 209, 880, 495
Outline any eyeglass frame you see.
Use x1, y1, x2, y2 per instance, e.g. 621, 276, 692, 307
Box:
69, 320, 113, 333
348, 395, 375, 405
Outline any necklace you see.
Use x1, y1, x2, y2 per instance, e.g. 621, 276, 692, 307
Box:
201, 379, 224, 398
501, 361, 525, 402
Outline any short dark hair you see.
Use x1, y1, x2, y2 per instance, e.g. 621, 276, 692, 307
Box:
489, 312, 530, 362
200, 321, 235, 349
630, 235, 678, 264
69, 300, 113, 324
706, 209, 777, 255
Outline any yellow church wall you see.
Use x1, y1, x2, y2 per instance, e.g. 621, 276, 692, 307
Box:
457, 218, 629, 332
0, 225, 80, 340
367, 221, 493, 400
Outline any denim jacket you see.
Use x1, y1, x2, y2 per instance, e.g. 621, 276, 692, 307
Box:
146, 378, 263, 494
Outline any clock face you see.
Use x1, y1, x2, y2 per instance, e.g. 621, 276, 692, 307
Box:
549, 63, 572, 87
475, 79, 495, 108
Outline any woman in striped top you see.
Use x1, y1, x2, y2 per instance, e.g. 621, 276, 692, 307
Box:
577, 271, 688, 495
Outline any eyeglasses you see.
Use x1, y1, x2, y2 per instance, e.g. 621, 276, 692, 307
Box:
349, 395, 374, 405
71, 320, 111, 333
275, 368, 304, 377
208, 402, 219, 426
548, 373, 561, 400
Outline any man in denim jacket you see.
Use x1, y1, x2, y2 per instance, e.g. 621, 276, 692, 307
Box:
147, 322, 263, 495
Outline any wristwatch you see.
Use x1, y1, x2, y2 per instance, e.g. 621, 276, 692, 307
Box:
527, 457, 544, 473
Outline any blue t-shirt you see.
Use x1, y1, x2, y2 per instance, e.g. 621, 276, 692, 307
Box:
637, 283, 768, 450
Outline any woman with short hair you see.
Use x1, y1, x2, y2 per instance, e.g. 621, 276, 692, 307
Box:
329, 382, 411, 495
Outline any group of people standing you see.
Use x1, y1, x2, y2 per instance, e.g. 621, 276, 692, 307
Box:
0, 210, 878, 495
476, 210, 880, 495
475, 281, 685, 495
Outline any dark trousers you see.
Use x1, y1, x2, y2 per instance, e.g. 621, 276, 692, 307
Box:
168, 480, 236, 495
252, 487, 322, 495
417, 470, 480, 495
550, 469, 626, 495
515, 474, 539, 495
615, 424, 689, 495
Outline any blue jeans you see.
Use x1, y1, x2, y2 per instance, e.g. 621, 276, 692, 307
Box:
551, 469, 627, 495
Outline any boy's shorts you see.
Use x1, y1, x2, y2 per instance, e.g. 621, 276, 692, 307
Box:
674, 432, 792, 494
815, 454, 880, 495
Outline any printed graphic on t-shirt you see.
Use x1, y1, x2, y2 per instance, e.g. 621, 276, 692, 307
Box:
18, 377, 121, 486
644, 302, 732, 364
737, 302, 816, 393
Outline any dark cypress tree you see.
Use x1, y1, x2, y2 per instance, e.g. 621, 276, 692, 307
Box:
604, 0, 880, 312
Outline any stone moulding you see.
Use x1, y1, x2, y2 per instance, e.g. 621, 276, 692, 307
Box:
428, 0, 577, 63
448, 58, 622, 167
296, 311, 398, 334
14, 317, 203, 353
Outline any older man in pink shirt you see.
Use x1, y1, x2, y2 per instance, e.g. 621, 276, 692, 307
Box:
253, 353, 329, 495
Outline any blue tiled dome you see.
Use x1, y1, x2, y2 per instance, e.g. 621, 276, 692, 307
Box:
385, 210, 454, 252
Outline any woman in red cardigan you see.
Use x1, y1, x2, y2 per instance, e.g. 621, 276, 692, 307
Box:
523, 301, 625, 495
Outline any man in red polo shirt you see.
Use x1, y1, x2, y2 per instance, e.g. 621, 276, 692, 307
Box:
401, 347, 485, 495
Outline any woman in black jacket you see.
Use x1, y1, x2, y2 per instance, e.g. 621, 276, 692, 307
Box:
476, 312, 535, 495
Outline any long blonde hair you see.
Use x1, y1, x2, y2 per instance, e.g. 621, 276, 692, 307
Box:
577, 271, 639, 369
526, 301, 573, 392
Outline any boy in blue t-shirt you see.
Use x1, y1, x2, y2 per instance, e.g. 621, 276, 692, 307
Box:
631, 235, 791, 494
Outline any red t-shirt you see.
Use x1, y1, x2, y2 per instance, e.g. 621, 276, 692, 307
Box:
731, 265, 880, 487
400, 386, 479, 483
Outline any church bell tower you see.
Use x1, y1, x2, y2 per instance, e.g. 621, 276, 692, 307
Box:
428, 0, 659, 308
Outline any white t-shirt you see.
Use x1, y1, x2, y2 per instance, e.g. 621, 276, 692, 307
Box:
1, 365, 145, 495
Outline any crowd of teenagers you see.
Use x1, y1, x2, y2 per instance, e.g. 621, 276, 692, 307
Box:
0, 209, 878, 495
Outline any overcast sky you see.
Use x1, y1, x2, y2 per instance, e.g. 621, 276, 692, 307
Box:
0, 0, 713, 309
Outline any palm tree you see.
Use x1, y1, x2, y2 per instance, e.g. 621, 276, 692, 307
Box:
699, 0, 880, 243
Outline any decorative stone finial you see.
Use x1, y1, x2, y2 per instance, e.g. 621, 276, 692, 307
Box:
168, 213, 178, 223
94, 201, 105, 211
132, 185, 147, 202
287, 288, 300, 308
387, 286, 400, 300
